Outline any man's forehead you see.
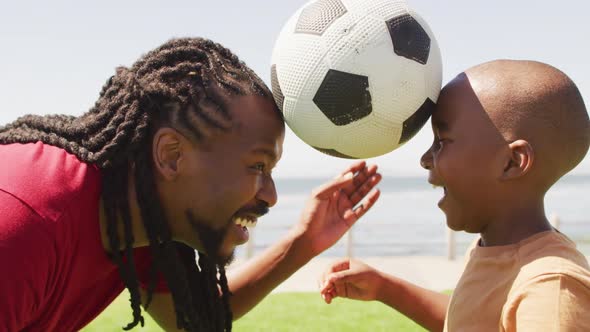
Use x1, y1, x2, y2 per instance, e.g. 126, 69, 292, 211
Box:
250, 146, 281, 161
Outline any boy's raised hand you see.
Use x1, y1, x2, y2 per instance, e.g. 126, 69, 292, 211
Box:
319, 258, 383, 304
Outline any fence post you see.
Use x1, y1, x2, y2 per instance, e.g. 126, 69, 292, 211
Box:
246, 229, 255, 259
550, 213, 561, 230
346, 228, 354, 258
446, 227, 456, 261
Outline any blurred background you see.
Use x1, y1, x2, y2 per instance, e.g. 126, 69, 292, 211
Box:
1, 0, 588, 259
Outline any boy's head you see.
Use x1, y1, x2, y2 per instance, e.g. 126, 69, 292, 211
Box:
421, 59, 589, 233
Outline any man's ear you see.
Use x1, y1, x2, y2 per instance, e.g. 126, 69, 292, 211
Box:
152, 128, 185, 181
501, 139, 534, 180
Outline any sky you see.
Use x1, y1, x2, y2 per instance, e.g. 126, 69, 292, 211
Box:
0, 0, 588, 178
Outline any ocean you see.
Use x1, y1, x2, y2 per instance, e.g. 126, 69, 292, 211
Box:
235, 173, 590, 258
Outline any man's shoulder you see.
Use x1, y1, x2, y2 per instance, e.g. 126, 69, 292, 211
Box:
0, 142, 102, 222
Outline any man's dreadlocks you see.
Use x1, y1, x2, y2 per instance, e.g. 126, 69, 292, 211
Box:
0, 37, 275, 331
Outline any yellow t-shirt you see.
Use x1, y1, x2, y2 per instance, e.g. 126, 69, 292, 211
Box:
444, 230, 590, 332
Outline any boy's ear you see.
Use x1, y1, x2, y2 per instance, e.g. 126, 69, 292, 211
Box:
501, 139, 534, 180
152, 127, 185, 181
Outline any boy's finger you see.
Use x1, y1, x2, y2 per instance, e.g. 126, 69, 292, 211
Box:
320, 258, 350, 283
329, 258, 351, 273
324, 270, 356, 296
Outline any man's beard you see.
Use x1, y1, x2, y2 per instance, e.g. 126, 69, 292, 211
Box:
186, 210, 234, 267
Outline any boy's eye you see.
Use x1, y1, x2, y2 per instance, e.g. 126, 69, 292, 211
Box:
433, 137, 446, 150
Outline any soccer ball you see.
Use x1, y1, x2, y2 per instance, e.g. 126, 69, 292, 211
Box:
270, 0, 442, 158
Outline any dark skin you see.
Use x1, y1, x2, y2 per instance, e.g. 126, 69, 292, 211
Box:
319, 60, 589, 332
99, 94, 383, 330
421, 72, 552, 246
99, 95, 286, 256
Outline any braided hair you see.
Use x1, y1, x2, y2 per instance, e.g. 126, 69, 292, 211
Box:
0, 37, 276, 331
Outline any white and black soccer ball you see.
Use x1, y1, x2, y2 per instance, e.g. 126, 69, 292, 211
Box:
270, 0, 442, 158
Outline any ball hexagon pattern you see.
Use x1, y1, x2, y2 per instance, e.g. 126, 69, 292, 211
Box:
295, 0, 347, 35
313, 69, 372, 126
387, 13, 431, 65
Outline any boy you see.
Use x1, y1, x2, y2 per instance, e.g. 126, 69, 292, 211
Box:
319, 60, 590, 331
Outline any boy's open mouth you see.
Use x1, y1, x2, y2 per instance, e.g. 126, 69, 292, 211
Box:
431, 183, 447, 207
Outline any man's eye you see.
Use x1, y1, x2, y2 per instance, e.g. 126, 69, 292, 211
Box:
253, 163, 265, 172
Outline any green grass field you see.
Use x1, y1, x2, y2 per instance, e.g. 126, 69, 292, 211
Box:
82, 292, 426, 331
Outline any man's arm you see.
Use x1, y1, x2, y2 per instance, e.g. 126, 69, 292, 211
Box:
226, 228, 311, 319
138, 235, 313, 329
137, 233, 312, 330
138, 290, 182, 331
229, 161, 381, 319
141, 161, 381, 329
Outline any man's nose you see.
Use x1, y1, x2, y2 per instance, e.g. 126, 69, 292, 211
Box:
257, 176, 278, 208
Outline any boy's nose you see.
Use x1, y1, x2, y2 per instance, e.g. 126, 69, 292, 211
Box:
420, 148, 433, 170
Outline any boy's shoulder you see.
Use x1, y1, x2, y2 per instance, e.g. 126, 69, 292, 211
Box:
499, 231, 590, 330
511, 231, 590, 294
518, 230, 589, 268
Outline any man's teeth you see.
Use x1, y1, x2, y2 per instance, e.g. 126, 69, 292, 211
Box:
234, 217, 257, 228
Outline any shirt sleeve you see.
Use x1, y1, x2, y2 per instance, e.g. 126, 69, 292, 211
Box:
0, 190, 55, 331
501, 273, 590, 332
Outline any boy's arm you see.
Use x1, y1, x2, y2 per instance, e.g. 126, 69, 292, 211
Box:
501, 273, 590, 331
378, 272, 450, 332
320, 258, 449, 332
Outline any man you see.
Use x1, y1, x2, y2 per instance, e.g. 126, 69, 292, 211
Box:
0, 37, 381, 331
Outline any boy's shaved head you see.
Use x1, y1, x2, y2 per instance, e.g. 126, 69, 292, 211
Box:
465, 60, 589, 186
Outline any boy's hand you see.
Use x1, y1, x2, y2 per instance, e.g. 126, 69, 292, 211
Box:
319, 258, 383, 304
292, 161, 381, 258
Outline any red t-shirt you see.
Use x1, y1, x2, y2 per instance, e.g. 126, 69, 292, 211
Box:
0, 142, 161, 331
